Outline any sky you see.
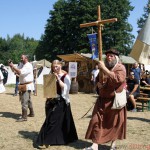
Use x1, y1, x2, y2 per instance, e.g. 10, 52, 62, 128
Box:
0, 0, 148, 40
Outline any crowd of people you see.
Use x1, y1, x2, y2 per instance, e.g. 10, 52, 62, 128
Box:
0, 50, 150, 150
126, 63, 150, 112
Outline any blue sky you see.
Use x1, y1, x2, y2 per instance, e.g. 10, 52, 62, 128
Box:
0, 0, 148, 40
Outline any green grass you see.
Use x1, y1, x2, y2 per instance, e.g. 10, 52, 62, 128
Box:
5, 84, 15, 88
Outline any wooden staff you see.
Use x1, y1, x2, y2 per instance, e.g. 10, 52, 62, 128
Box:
80, 5, 117, 81
34, 68, 37, 96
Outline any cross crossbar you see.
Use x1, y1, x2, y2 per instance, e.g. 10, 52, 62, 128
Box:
80, 5, 117, 81
80, 18, 117, 28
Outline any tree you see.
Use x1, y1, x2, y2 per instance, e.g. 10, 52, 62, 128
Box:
137, 0, 150, 31
0, 34, 38, 65
35, 0, 134, 61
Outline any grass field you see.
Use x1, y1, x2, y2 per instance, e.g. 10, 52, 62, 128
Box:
0, 85, 150, 150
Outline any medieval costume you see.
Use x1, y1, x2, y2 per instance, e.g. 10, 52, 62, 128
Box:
84, 49, 127, 150
9, 55, 35, 121
36, 60, 78, 147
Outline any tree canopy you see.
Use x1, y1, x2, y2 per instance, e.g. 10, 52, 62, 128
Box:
0, 0, 137, 64
0, 34, 38, 65
35, 0, 134, 61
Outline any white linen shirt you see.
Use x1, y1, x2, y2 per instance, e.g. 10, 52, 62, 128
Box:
19, 62, 34, 91
92, 69, 99, 82
57, 73, 71, 104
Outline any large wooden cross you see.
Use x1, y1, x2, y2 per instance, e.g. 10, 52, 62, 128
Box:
80, 5, 117, 61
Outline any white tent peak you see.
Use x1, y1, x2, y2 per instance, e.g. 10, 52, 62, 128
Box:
130, 13, 150, 65
31, 59, 51, 69
137, 13, 150, 45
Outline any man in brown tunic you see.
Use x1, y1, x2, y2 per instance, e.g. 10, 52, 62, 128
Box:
84, 49, 127, 150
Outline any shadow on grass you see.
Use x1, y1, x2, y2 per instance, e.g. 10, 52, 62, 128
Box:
0, 111, 20, 119
127, 117, 150, 123
92, 95, 99, 98
78, 114, 92, 119
18, 131, 40, 149
85, 115, 92, 118
18, 131, 110, 149
4, 92, 14, 96
68, 139, 91, 149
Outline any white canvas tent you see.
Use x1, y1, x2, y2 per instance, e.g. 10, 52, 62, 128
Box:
130, 13, 150, 65
6, 66, 16, 84
31, 59, 51, 69
145, 65, 150, 71
32, 59, 51, 84
6, 65, 51, 85
36, 66, 50, 84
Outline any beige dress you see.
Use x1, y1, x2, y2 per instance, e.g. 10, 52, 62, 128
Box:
85, 63, 127, 144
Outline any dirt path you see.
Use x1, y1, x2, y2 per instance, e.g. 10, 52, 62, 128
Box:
0, 86, 150, 150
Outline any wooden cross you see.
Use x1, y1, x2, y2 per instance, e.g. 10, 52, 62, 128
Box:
80, 5, 117, 61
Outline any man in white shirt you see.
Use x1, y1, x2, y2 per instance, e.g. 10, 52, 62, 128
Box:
9, 55, 35, 122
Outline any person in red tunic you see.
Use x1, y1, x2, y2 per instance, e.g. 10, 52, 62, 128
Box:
83, 49, 127, 150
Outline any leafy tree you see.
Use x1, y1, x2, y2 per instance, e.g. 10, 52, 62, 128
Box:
35, 0, 134, 60
137, 0, 150, 31
8, 34, 25, 51
0, 37, 9, 52
100, 0, 134, 55
0, 34, 38, 65
24, 37, 39, 59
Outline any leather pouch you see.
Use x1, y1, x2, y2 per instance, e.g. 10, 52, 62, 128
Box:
18, 84, 27, 92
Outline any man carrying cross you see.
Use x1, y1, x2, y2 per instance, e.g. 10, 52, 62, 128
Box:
80, 6, 127, 150
83, 49, 127, 150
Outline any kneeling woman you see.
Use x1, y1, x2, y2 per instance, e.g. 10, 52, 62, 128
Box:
36, 60, 78, 147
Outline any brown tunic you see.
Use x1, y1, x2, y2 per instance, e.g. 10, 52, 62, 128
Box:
85, 63, 127, 144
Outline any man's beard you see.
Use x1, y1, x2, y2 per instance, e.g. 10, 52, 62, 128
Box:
105, 58, 117, 69
21, 60, 25, 64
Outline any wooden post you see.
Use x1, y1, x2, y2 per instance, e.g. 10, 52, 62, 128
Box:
97, 6, 102, 61
80, 5, 117, 81
34, 68, 37, 96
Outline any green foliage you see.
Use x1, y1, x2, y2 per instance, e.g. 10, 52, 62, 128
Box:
0, 34, 38, 65
137, 0, 150, 31
0, 37, 8, 51
0, 0, 136, 63
35, 0, 134, 61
